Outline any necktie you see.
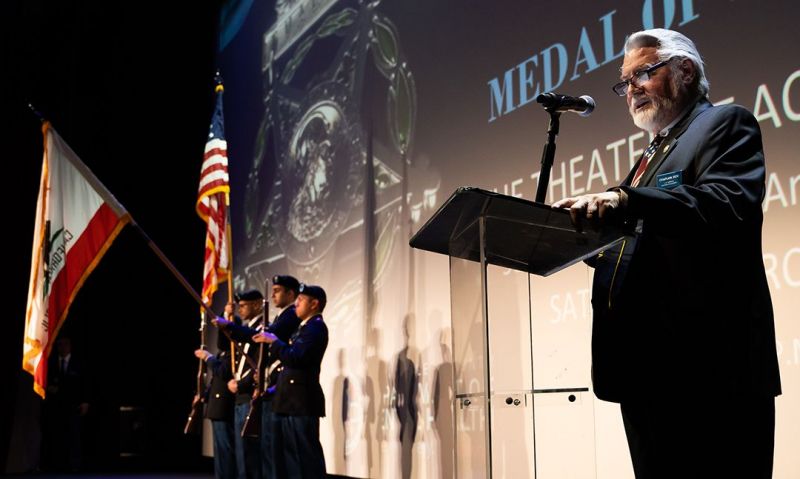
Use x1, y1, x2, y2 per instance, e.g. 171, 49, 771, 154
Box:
631, 135, 665, 187
60, 358, 67, 373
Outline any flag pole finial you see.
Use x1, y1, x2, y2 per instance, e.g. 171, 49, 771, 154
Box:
28, 103, 45, 123
214, 71, 224, 93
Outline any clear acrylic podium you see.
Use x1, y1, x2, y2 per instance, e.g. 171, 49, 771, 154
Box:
410, 187, 625, 478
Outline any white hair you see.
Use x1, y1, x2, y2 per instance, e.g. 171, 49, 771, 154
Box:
625, 28, 709, 98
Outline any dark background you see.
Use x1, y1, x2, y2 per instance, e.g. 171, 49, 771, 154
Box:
1, 0, 229, 473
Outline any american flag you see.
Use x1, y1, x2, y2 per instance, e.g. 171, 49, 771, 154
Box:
196, 82, 230, 305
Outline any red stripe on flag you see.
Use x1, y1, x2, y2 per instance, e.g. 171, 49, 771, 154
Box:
200, 162, 228, 177
204, 147, 228, 160
199, 178, 229, 195
200, 190, 227, 303
33, 203, 125, 391
44, 203, 123, 347
33, 352, 48, 398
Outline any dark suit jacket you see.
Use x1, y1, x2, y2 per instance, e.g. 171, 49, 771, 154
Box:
591, 98, 781, 403
270, 315, 328, 417
46, 355, 88, 409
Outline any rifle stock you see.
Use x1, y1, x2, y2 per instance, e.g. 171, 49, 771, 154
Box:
184, 356, 205, 434
241, 312, 267, 438
241, 392, 261, 437
184, 398, 204, 434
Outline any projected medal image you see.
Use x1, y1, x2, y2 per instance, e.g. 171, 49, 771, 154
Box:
276, 83, 363, 265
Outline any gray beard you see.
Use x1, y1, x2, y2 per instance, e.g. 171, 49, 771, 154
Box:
630, 71, 686, 133
631, 96, 677, 133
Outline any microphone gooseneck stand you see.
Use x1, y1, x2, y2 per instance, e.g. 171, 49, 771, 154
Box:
535, 109, 561, 204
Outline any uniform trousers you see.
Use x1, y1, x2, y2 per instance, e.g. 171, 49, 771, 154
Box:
234, 402, 262, 479
211, 419, 237, 479
273, 415, 327, 478
260, 399, 276, 478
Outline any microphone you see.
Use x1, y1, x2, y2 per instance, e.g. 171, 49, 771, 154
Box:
536, 92, 595, 117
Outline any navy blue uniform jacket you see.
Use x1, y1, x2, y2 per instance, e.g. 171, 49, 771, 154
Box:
226, 306, 301, 395
204, 350, 235, 421
270, 315, 328, 417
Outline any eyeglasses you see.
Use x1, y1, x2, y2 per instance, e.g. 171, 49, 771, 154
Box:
612, 59, 672, 96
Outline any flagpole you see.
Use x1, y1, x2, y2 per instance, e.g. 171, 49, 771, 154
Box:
225, 217, 233, 305
28, 103, 45, 123
213, 68, 237, 370
27, 109, 214, 317
133, 220, 254, 413
131, 222, 219, 320
215, 69, 234, 312
225, 209, 236, 371
27, 112, 217, 317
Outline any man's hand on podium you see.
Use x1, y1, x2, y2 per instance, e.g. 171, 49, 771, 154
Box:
552, 190, 627, 231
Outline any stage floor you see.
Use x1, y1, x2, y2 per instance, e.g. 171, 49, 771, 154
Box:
6, 475, 214, 479
8, 474, 354, 479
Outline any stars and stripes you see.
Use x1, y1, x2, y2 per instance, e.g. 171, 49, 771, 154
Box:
197, 83, 230, 305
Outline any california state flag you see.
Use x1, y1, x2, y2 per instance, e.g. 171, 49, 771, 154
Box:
24, 122, 130, 398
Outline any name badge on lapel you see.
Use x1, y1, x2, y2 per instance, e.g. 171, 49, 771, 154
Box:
656, 170, 683, 189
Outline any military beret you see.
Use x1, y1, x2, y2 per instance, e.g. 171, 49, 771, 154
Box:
272, 275, 300, 293
298, 283, 327, 310
234, 289, 263, 302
